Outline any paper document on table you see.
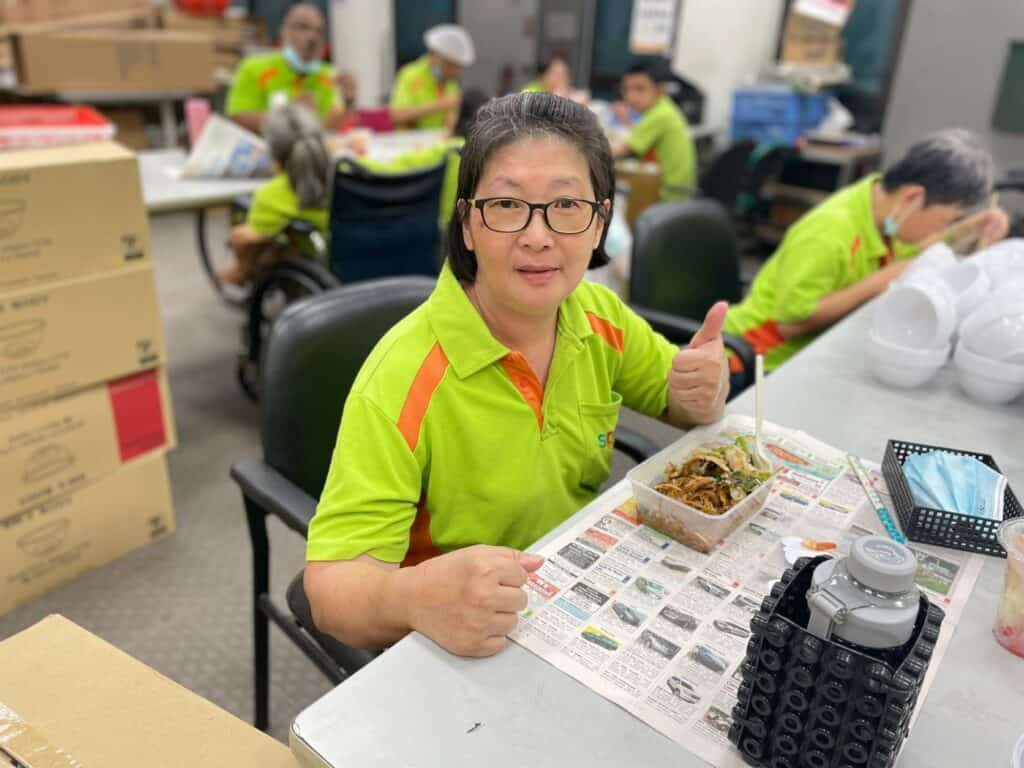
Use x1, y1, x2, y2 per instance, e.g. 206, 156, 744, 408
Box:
510, 415, 983, 767
180, 115, 272, 179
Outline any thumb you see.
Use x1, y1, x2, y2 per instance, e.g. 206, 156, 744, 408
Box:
689, 301, 729, 348
516, 551, 545, 572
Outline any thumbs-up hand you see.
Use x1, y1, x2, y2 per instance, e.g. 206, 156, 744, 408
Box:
667, 301, 729, 426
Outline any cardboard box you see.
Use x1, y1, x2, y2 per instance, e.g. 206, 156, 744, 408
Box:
0, 265, 165, 412
0, 367, 175, 519
102, 106, 148, 149
12, 29, 216, 93
0, 0, 148, 26
0, 452, 174, 616
780, 9, 845, 66
160, 7, 268, 53
616, 159, 662, 228
0, 616, 299, 767
0, 141, 150, 291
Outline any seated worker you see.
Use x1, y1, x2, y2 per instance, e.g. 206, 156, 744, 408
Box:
304, 92, 730, 658
725, 129, 1009, 372
522, 56, 572, 97
610, 63, 697, 200
226, 4, 348, 133
359, 91, 488, 224
219, 105, 328, 286
389, 24, 475, 132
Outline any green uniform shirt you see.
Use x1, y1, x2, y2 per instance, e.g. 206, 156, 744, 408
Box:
521, 80, 544, 93
307, 265, 678, 566
724, 174, 917, 370
626, 95, 697, 200
247, 173, 328, 237
226, 51, 340, 120
390, 55, 461, 130
360, 139, 462, 224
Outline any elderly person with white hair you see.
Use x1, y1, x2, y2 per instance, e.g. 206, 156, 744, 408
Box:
389, 23, 475, 132
725, 128, 1010, 373
219, 104, 329, 287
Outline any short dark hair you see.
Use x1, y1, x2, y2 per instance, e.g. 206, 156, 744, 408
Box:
537, 54, 568, 76
447, 92, 614, 283
625, 60, 670, 84
882, 129, 994, 208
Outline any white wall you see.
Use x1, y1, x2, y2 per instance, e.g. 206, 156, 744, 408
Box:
883, 1, 1024, 176
672, 0, 784, 133
457, 0, 539, 96
329, 0, 395, 107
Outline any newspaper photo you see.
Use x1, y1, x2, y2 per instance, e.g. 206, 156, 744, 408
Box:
180, 115, 272, 179
510, 415, 984, 767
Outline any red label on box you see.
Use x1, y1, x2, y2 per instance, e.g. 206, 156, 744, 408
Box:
108, 370, 167, 462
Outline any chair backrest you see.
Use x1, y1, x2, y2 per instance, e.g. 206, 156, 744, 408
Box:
260, 276, 437, 498
630, 198, 741, 320
328, 159, 447, 284
698, 139, 755, 211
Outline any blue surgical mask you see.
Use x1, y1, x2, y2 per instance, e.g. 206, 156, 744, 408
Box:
283, 45, 321, 76
903, 451, 1006, 520
883, 213, 899, 237
430, 64, 444, 83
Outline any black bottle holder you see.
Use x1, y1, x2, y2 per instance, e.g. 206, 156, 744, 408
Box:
728, 556, 945, 768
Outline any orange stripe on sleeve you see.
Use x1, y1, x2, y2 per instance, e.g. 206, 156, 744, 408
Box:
258, 67, 279, 88
585, 311, 625, 352
741, 320, 786, 356
397, 342, 449, 452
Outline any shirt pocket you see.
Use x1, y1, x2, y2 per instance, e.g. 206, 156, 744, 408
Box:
578, 392, 623, 491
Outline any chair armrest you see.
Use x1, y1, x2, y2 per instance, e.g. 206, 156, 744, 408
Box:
614, 425, 660, 464
631, 304, 756, 392
230, 458, 317, 537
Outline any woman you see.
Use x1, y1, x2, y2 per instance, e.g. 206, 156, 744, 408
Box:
725, 129, 1008, 372
522, 56, 572, 97
305, 93, 729, 658
218, 104, 329, 286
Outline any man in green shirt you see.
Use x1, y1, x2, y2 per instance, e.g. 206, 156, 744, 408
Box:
610, 63, 696, 200
226, 4, 347, 133
390, 24, 475, 131
725, 129, 1008, 372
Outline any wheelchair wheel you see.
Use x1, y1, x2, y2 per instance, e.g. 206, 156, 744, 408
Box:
239, 258, 338, 402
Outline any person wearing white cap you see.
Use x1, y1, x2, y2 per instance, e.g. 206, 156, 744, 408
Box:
389, 23, 475, 131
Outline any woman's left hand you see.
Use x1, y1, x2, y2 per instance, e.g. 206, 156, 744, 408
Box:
972, 206, 1010, 249
667, 302, 729, 427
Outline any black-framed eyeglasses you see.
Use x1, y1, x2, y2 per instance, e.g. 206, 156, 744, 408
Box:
466, 197, 604, 235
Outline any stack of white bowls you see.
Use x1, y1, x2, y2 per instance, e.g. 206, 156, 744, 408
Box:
868, 240, 1024, 404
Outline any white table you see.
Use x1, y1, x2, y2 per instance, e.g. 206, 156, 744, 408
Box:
289, 302, 1024, 768
139, 148, 265, 214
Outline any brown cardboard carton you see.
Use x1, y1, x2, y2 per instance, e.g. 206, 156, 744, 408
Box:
0, 367, 175, 518
0, 615, 299, 766
0, 265, 166, 412
0, 141, 150, 291
12, 28, 215, 92
101, 106, 148, 149
159, 6, 268, 53
0, 452, 174, 616
780, 10, 845, 65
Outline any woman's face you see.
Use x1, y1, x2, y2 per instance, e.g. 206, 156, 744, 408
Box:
462, 136, 609, 318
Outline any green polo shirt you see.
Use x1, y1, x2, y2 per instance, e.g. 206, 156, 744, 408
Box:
307, 265, 678, 566
246, 173, 328, 237
627, 95, 697, 200
724, 174, 917, 370
226, 51, 340, 120
390, 55, 461, 130
360, 139, 462, 224
521, 80, 544, 93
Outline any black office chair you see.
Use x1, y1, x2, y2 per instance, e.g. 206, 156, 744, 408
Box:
628, 198, 755, 393
328, 158, 448, 283
230, 276, 660, 732
695, 139, 756, 213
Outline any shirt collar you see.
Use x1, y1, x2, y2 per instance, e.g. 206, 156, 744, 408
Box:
426, 263, 595, 379
855, 173, 889, 260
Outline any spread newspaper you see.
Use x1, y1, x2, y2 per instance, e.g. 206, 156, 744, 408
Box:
510, 414, 984, 767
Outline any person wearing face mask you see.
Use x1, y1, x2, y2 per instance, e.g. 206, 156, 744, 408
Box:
226, 4, 349, 133
724, 129, 1010, 373
303, 93, 729, 659
389, 24, 475, 132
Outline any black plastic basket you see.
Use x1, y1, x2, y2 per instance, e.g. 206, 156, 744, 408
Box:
881, 440, 1022, 558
